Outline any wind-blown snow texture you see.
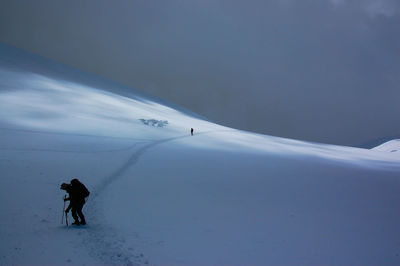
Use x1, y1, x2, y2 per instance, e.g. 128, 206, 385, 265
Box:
1, 43, 400, 266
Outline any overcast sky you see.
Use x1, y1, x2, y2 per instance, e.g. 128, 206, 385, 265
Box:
1, 0, 399, 147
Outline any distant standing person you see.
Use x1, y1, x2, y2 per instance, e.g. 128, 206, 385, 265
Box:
60, 178, 90, 225
191, 128, 194, 136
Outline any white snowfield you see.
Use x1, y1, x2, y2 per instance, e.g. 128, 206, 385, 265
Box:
1, 44, 400, 266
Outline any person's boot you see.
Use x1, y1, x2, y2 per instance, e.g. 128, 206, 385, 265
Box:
72, 220, 80, 225
80, 219, 86, 225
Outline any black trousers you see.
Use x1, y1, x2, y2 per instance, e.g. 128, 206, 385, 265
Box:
71, 202, 85, 223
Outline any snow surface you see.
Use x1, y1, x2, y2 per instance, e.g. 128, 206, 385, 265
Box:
372, 139, 400, 154
1, 43, 400, 266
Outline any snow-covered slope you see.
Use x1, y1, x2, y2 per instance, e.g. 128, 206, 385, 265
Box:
372, 139, 400, 154
1, 43, 400, 266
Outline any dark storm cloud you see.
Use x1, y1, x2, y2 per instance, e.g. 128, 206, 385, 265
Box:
1, 0, 399, 146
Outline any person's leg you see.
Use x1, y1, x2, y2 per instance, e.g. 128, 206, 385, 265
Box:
76, 203, 86, 225
71, 205, 80, 225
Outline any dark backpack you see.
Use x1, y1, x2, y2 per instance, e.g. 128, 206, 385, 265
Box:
80, 183, 90, 198
71, 178, 90, 198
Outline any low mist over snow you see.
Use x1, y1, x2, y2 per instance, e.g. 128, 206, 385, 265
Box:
1, 43, 400, 265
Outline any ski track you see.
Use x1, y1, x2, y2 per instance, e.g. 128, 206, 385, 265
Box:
1, 126, 231, 265
74, 130, 231, 265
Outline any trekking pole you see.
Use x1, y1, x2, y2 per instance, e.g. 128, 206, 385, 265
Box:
62, 195, 66, 224
66, 211, 69, 227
